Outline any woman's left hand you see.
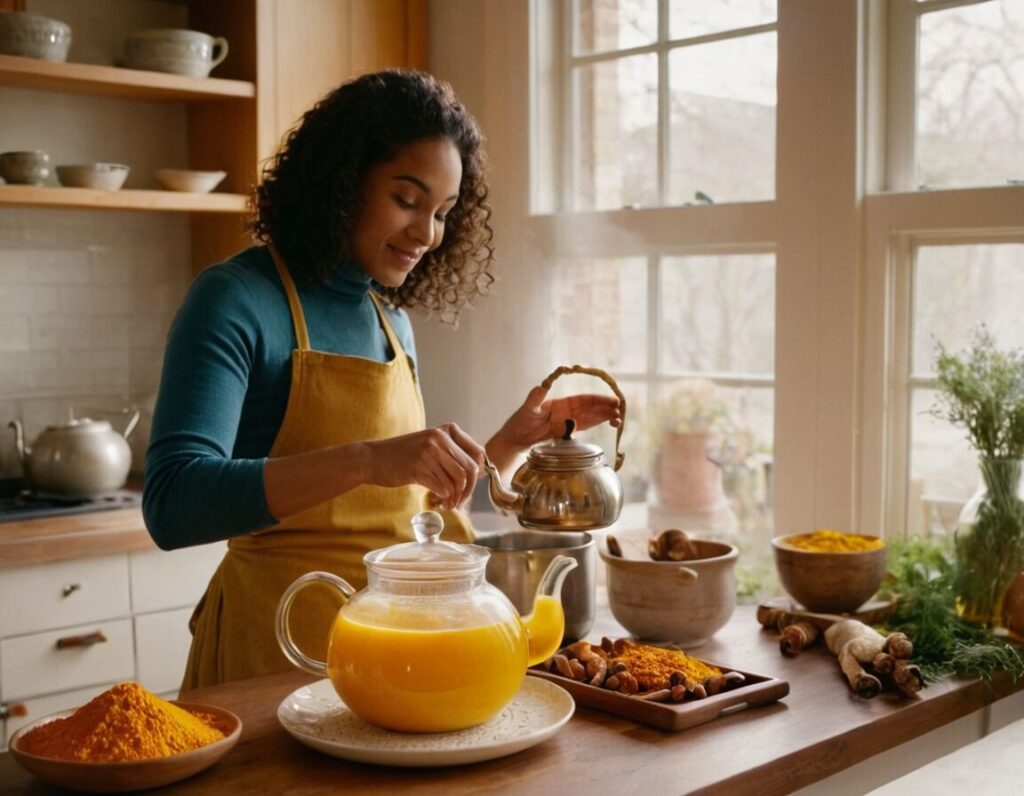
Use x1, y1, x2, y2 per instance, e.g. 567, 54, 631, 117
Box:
486, 384, 621, 473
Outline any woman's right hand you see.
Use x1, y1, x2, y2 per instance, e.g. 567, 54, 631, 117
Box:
365, 423, 486, 511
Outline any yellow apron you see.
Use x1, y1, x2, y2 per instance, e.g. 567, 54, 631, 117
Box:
182, 245, 472, 689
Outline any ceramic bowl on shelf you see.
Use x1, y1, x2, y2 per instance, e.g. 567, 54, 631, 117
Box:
600, 529, 738, 647
153, 169, 226, 193
55, 164, 130, 191
0, 151, 51, 185
771, 532, 888, 613
0, 12, 72, 62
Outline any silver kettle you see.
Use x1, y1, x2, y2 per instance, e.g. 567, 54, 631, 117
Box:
486, 365, 626, 531
9, 409, 140, 497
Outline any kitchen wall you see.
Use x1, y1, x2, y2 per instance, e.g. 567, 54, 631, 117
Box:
0, 0, 199, 476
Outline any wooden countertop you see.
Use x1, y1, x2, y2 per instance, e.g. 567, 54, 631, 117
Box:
2, 605, 1019, 795
0, 506, 154, 568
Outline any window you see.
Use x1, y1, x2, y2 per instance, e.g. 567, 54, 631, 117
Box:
532, 2, 779, 568
549, 0, 777, 212
887, 0, 1024, 190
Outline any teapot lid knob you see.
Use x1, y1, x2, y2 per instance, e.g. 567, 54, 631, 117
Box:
411, 510, 445, 544
562, 418, 576, 440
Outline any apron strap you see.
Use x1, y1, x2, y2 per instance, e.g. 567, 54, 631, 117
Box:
368, 291, 408, 363
268, 243, 311, 351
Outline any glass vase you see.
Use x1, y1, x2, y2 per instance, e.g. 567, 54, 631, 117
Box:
954, 457, 1024, 624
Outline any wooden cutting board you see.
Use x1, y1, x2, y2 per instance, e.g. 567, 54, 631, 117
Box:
756, 595, 896, 632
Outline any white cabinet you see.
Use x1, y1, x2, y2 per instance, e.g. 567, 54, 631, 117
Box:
0, 541, 225, 750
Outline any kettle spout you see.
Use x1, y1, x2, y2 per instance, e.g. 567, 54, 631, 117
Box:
484, 457, 525, 516
8, 420, 28, 469
522, 554, 578, 666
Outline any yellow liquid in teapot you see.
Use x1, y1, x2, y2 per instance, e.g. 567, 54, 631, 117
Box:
524, 594, 567, 665
327, 610, 528, 733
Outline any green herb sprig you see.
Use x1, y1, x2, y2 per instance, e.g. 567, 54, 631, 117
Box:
931, 327, 1024, 459
880, 537, 1024, 683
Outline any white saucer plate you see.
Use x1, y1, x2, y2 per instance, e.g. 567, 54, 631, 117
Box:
277, 677, 574, 767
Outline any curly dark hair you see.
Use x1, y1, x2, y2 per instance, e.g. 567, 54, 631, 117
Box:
251, 69, 495, 326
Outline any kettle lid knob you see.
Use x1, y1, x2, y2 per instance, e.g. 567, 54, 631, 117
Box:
411, 510, 445, 543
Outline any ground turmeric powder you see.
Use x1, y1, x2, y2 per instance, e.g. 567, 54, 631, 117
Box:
784, 529, 885, 553
19, 682, 224, 762
608, 640, 721, 690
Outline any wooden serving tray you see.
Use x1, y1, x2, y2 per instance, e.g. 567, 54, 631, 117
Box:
527, 664, 789, 732
757, 596, 896, 631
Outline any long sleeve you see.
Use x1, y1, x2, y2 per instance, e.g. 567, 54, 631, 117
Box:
143, 266, 275, 549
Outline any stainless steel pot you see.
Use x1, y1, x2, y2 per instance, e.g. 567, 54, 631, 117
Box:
475, 530, 596, 643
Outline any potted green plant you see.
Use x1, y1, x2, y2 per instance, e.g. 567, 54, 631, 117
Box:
932, 328, 1024, 624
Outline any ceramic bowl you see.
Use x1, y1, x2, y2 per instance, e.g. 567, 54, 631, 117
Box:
771, 533, 888, 613
8, 701, 241, 792
56, 164, 130, 191
153, 169, 226, 193
600, 529, 738, 647
0, 12, 71, 62
0, 150, 51, 185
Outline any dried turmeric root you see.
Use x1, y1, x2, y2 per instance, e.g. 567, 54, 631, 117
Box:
824, 619, 920, 699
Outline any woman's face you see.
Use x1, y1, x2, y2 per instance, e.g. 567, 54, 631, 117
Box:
351, 137, 463, 287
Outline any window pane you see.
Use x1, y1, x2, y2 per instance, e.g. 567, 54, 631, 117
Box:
549, 256, 648, 372
574, 54, 658, 210
648, 381, 774, 540
908, 387, 978, 536
917, 0, 1024, 189
667, 33, 776, 204
575, 0, 657, 55
660, 254, 775, 374
670, 0, 776, 39
911, 243, 1024, 373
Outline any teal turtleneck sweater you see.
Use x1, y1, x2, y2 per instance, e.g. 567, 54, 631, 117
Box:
143, 245, 418, 550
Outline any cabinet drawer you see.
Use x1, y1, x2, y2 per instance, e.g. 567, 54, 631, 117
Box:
0, 618, 134, 701
0, 556, 130, 637
130, 543, 224, 614
134, 608, 192, 697
4, 682, 117, 750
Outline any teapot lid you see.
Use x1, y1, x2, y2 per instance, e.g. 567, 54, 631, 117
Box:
364, 510, 488, 579
527, 419, 603, 471
45, 417, 111, 433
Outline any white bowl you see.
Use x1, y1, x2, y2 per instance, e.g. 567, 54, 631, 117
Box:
600, 529, 738, 647
0, 12, 72, 62
153, 169, 226, 193
55, 164, 130, 191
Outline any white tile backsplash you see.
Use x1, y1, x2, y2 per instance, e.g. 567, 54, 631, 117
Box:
0, 212, 192, 477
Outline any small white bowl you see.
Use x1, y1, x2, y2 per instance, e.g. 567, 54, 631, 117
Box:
55, 163, 130, 191
0, 12, 72, 62
153, 169, 226, 193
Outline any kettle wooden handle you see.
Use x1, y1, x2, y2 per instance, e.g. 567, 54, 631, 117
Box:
540, 365, 626, 471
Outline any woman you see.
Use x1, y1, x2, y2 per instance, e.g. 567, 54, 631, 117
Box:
144, 69, 619, 689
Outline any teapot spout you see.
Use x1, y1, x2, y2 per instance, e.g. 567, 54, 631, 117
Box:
8, 420, 28, 469
522, 554, 578, 666
484, 457, 525, 516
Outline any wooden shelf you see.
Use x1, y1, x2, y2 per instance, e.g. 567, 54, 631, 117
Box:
0, 53, 255, 101
0, 184, 248, 213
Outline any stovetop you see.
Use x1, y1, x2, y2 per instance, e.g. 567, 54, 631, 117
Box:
0, 479, 142, 523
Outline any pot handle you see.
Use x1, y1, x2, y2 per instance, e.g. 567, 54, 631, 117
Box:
541, 365, 626, 471
275, 571, 355, 677
678, 567, 699, 584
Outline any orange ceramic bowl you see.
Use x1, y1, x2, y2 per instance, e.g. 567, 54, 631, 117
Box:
771, 533, 887, 613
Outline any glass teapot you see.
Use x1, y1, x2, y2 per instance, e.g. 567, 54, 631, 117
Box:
275, 511, 577, 733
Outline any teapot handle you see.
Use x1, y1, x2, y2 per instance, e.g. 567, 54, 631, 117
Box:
275, 571, 355, 677
541, 364, 627, 471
